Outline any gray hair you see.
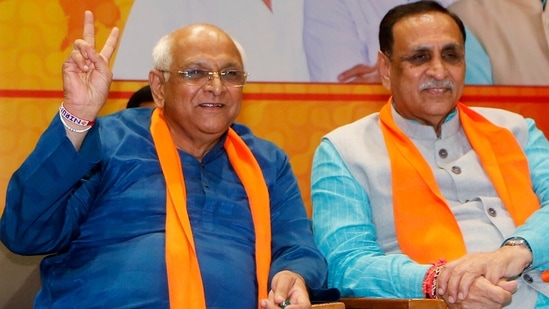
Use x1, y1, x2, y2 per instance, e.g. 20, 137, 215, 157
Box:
152, 33, 174, 81
231, 37, 248, 71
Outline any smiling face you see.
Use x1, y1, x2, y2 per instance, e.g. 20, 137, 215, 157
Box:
149, 24, 244, 156
378, 11, 465, 132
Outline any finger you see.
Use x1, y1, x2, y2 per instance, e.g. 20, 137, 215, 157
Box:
449, 278, 509, 308
484, 264, 506, 286
443, 265, 466, 303
338, 65, 364, 81
496, 279, 517, 293
259, 299, 277, 309
70, 40, 94, 71
358, 65, 378, 74
338, 72, 358, 81
273, 292, 288, 305
82, 28, 119, 76
271, 276, 292, 302
477, 277, 513, 305
436, 263, 453, 296
337, 73, 353, 82
338, 64, 377, 82
348, 73, 381, 84
260, 291, 277, 309
455, 270, 479, 301
288, 292, 310, 307
83, 11, 95, 48
99, 27, 120, 64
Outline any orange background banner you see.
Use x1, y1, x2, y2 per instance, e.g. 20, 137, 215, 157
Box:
2, 83, 549, 216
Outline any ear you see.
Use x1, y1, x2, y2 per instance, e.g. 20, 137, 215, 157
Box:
149, 70, 165, 108
377, 51, 392, 91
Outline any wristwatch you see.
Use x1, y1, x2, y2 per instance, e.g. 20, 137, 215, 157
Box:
502, 237, 532, 271
502, 237, 531, 251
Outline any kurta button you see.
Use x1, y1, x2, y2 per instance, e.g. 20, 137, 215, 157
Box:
487, 208, 497, 217
451, 166, 461, 174
523, 273, 534, 284
438, 149, 448, 159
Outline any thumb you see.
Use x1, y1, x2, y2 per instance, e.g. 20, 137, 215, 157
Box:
497, 279, 518, 293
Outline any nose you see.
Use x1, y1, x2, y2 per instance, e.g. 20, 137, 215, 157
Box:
426, 56, 448, 80
203, 72, 224, 95
207, 71, 222, 81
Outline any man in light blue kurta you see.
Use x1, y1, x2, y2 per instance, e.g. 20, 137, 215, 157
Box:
313, 109, 549, 308
311, 2, 549, 308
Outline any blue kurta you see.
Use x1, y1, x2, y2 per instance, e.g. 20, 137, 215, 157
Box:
1, 108, 328, 308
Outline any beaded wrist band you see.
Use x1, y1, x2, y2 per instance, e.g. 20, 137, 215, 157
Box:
422, 259, 447, 299
59, 103, 95, 127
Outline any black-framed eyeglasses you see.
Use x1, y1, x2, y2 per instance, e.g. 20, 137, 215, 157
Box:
163, 69, 249, 87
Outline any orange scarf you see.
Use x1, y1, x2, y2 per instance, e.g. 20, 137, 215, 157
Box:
379, 100, 539, 263
150, 109, 271, 309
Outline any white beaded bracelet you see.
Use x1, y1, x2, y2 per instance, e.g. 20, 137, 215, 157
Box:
58, 110, 93, 133
59, 103, 95, 126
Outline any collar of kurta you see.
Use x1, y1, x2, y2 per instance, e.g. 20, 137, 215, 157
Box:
379, 99, 539, 263
150, 108, 271, 309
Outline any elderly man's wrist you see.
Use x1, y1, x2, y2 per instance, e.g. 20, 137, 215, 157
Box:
501, 237, 533, 272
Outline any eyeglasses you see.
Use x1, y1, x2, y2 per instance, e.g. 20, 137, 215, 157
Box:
163, 69, 249, 87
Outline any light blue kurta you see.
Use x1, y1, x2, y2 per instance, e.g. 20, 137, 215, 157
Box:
312, 105, 549, 308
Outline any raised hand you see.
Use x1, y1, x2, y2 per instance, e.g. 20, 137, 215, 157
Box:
62, 10, 120, 122
337, 63, 381, 84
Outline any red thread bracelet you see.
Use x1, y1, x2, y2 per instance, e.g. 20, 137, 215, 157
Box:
59, 103, 95, 127
422, 259, 447, 299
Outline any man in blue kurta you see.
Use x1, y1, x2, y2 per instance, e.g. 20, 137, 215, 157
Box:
0, 11, 331, 309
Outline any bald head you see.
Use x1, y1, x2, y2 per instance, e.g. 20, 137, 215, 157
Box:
179, 24, 232, 42
152, 24, 244, 74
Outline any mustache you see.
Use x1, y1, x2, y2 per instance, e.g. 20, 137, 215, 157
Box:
418, 79, 455, 91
